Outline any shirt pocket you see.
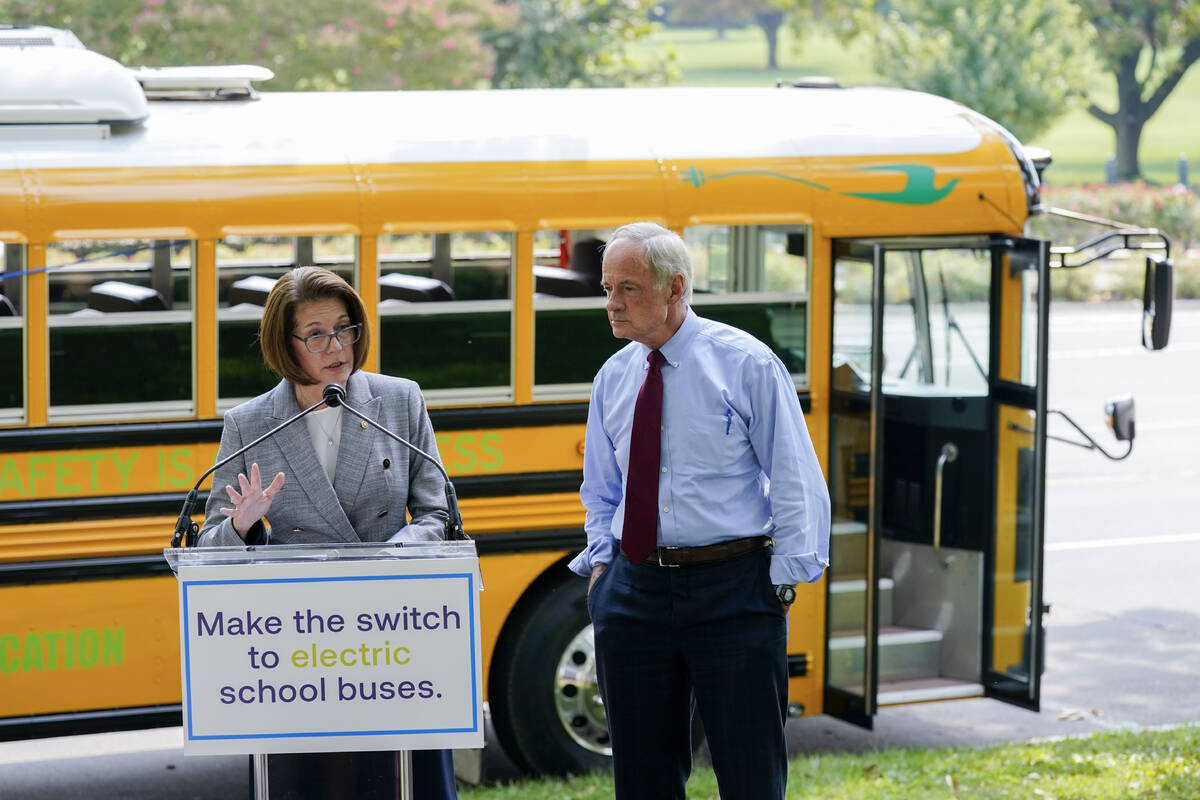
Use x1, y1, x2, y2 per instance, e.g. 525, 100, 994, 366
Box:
682, 412, 752, 474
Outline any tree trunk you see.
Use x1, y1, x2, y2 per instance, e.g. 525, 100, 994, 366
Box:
1113, 50, 1147, 182
1114, 113, 1145, 183
755, 10, 783, 70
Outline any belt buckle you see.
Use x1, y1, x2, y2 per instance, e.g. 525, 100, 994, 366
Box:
657, 548, 681, 568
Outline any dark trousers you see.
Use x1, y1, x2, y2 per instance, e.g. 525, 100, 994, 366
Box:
588, 547, 789, 800
264, 749, 457, 799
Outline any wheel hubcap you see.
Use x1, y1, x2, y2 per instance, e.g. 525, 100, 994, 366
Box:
553, 624, 610, 755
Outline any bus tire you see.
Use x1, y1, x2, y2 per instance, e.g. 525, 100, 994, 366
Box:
489, 575, 611, 776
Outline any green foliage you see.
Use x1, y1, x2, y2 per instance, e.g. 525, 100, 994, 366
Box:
668, 0, 755, 28
1080, 0, 1200, 65
9, 0, 674, 90
458, 724, 1200, 799
7, 0, 506, 90
869, 0, 1096, 142
1075, 0, 1200, 181
1035, 183, 1200, 251
484, 0, 674, 88
1031, 183, 1200, 301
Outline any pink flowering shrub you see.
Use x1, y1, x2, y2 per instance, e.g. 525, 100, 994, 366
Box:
1030, 184, 1199, 301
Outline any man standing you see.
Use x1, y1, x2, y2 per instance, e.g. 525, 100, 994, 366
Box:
569, 222, 830, 800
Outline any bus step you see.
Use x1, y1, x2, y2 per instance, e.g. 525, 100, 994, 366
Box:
828, 625, 943, 685
829, 519, 868, 566
877, 677, 984, 706
828, 576, 895, 630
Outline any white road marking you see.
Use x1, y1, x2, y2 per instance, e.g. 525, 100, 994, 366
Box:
1047, 532, 1200, 551
1050, 342, 1200, 359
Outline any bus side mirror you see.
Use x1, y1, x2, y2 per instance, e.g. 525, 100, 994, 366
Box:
1142, 255, 1173, 351
1105, 394, 1135, 442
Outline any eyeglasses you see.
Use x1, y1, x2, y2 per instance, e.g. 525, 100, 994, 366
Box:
292, 323, 362, 354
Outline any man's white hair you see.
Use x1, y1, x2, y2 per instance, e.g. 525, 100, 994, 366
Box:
606, 222, 693, 304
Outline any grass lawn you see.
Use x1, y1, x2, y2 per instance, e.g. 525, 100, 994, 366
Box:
460, 724, 1200, 799
630, 26, 1200, 187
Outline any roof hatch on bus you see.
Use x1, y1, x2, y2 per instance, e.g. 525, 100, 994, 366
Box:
0, 45, 148, 126
0, 28, 275, 134
128, 64, 275, 100
0, 23, 84, 48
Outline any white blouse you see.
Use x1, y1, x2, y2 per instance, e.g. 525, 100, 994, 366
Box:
304, 405, 343, 481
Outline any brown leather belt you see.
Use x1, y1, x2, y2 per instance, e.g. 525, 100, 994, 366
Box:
651, 535, 772, 567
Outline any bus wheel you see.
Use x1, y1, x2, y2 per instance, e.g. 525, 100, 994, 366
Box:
490, 576, 612, 776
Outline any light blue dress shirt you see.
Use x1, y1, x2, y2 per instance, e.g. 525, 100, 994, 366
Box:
570, 308, 831, 585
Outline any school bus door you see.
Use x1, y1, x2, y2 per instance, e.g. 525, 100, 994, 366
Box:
825, 237, 1048, 727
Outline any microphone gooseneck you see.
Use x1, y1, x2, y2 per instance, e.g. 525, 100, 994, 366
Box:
170, 381, 466, 547
332, 389, 467, 542
169, 394, 330, 548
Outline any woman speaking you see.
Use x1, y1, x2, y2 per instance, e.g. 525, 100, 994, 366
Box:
198, 266, 458, 799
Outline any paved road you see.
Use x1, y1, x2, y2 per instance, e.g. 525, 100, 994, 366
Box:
1, 302, 1197, 797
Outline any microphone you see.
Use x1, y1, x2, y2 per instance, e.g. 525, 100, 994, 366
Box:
322, 383, 466, 541
169, 395, 330, 548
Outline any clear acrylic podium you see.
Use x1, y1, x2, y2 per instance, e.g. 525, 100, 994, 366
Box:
164, 540, 483, 800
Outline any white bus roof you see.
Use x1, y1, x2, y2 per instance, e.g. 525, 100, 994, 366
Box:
3, 85, 995, 169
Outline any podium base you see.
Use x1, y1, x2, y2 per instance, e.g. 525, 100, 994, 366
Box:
250, 749, 457, 799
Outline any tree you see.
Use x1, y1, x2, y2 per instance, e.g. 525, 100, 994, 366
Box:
867, 0, 1096, 143
1076, 0, 1200, 182
668, 0, 747, 39
484, 0, 672, 88
669, 0, 788, 68
8, 0, 506, 90
755, 6, 786, 69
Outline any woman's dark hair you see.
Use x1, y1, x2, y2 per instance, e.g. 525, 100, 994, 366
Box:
259, 267, 369, 384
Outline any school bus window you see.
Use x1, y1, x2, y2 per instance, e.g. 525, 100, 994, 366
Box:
687, 225, 730, 293
309, 235, 356, 270
46, 238, 193, 420
831, 249, 874, 385
217, 235, 356, 405
1020, 269, 1040, 386
881, 248, 990, 396
684, 224, 810, 381
377, 231, 512, 403
0, 242, 23, 422
532, 228, 618, 397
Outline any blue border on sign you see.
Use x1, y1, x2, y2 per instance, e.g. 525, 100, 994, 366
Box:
181, 572, 478, 741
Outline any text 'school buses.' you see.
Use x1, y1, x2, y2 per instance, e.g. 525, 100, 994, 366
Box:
0, 26, 1172, 774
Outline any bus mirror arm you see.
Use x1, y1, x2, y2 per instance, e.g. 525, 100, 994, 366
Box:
169, 395, 332, 548
1007, 398, 1135, 462
323, 383, 468, 542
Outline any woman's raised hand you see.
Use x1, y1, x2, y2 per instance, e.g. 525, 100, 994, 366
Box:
220, 462, 286, 539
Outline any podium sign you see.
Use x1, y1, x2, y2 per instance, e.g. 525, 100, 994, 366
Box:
166, 542, 483, 756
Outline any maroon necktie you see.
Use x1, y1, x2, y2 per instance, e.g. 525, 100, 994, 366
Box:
621, 349, 666, 565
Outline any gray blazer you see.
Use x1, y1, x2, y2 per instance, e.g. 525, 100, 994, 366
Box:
198, 370, 448, 547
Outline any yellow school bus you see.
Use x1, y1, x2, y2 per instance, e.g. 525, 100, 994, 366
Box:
0, 34, 1173, 773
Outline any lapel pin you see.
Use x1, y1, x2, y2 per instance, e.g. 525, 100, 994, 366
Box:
360, 421, 368, 429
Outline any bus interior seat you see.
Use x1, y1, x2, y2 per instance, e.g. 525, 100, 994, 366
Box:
227, 274, 279, 307
0, 293, 14, 316
379, 272, 455, 302
86, 281, 166, 312
571, 238, 604, 284
532, 237, 607, 298
532, 265, 598, 298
